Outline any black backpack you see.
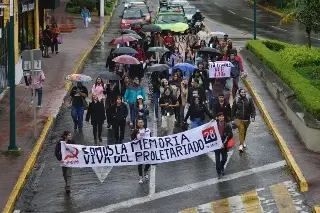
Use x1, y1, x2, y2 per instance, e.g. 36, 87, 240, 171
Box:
54, 141, 62, 161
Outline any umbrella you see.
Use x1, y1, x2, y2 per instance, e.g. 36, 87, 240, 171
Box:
112, 47, 138, 55
198, 47, 221, 55
146, 64, 170, 73
147, 46, 170, 53
172, 63, 197, 77
141, 24, 162, 32
170, 22, 189, 32
120, 29, 137, 35
110, 35, 137, 45
98, 72, 122, 81
113, 55, 140, 64
130, 21, 145, 28
208, 31, 226, 37
125, 33, 142, 40
65, 74, 92, 82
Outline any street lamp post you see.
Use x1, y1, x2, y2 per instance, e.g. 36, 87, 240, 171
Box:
253, 0, 257, 40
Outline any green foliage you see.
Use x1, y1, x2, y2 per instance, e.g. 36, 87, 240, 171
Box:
66, 0, 97, 11
280, 46, 320, 67
296, 66, 320, 89
65, 7, 81, 13
262, 40, 287, 51
246, 40, 320, 120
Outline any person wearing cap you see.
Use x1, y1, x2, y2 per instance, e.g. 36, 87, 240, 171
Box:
133, 95, 149, 128
215, 112, 233, 179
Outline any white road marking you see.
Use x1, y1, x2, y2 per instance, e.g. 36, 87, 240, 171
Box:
228, 9, 236, 14
197, 202, 211, 212
228, 195, 245, 212
310, 36, 320, 41
149, 110, 158, 195
13, 210, 21, 213
270, 25, 288, 32
243, 17, 254, 21
80, 160, 286, 213
92, 167, 113, 183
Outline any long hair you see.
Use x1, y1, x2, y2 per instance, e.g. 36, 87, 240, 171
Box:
61, 131, 71, 140
94, 78, 104, 88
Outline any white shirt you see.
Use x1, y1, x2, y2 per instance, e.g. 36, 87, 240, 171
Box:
137, 128, 151, 139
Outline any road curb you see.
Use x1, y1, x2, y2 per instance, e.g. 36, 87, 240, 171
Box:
243, 78, 308, 192
2, 117, 54, 213
246, 0, 284, 17
65, 0, 119, 91
313, 206, 320, 213
2, 2, 119, 213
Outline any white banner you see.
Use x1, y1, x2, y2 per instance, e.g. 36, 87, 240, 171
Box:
60, 121, 223, 167
209, 61, 233, 78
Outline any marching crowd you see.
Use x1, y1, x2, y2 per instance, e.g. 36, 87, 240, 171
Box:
55, 13, 256, 192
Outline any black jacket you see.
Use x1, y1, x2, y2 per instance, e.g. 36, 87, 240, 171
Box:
184, 103, 213, 121
231, 96, 256, 120
104, 85, 120, 107
217, 122, 233, 145
109, 103, 128, 121
212, 101, 232, 121
85, 101, 106, 125
55, 139, 75, 161
187, 87, 206, 103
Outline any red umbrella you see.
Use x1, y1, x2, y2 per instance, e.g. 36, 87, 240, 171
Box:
113, 55, 140, 64
110, 35, 137, 45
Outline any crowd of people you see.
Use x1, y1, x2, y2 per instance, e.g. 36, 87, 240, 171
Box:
55, 8, 257, 192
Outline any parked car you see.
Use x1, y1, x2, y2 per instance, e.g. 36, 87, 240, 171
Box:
120, 8, 146, 29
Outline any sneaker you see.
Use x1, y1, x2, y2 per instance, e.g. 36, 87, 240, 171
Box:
99, 138, 102, 142
221, 169, 225, 175
144, 174, 149, 180
243, 143, 247, 148
79, 129, 83, 133
239, 145, 244, 152
218, 173, 222, 179
139, 177, 143, 184
29, 100, 33, 107
107, 124, 112, 129
56, 52, 59, 54
37, 105, 42, 108
74, 124, 77, 131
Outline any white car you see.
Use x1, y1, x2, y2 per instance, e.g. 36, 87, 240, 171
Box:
123, 0, 145, 8
183, 6, 197, 21
169, 0, 189, 6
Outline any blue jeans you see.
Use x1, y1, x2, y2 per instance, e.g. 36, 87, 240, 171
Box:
31, 88, 43, 106
71, 105, 84, 130
129, 103, 136, 124
153, 92, 160, 119
190, 118, 204, 129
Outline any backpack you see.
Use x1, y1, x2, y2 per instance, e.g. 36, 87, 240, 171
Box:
54, 141, 62, 161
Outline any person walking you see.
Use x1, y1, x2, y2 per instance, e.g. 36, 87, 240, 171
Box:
184, 96, 213, 128
85, 94, 106, 144
180, 80, 188, 122
214, 112, 233, 179
110, 96, 128, 144
51, 23, 60, 54
123, 77, 146, 130
81, 7, 90, 28
151, 73, 161, 119
70, 82, 88, 132
131, 118, 152, 184
159, 87, 179, 134
42, 25, 52, 58
28, 70, 45, 108
187, 78, 206, 104
231, 88, 256, 152
54, 131, 75, 194
212, 93, 232, 122
134, 95, 149, 128
92, 77, 106, 102
105, 81, 120, 128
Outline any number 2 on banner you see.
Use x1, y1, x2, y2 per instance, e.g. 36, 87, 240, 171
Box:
214, 66, 225, 78
202, 126, 217, 144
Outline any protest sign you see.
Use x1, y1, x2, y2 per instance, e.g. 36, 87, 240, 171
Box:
60, 121, 223, 168
209, 61, 233, 78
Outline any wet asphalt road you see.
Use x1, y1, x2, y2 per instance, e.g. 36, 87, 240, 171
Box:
190, 0, 320, 46
14, 1, 310, 213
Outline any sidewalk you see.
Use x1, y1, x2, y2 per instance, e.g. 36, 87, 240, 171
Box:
0, 1, 113, 211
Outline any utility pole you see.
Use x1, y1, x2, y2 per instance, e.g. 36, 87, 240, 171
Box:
7, 0, 18, 151
253, 0, 257, 40
100, 0, 105, 17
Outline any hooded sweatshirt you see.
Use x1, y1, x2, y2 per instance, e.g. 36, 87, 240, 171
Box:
124, 83, 146, 104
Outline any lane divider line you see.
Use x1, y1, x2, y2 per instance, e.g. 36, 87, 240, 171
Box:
270, 25, 288, 32
228, 9, 236, 14
242, 77, 308, 192
149, 107, 158, 195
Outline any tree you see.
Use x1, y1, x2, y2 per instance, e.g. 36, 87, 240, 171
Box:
281, 0, 320, 47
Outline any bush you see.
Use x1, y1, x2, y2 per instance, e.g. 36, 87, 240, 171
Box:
65, 7, 80, 13
246, 40, 320, 120
262, 40, 287, 52
280, 46, 320, 68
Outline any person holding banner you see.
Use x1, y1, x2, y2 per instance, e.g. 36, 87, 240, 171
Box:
184, 96, 214, 128
215, 112, 233, 179
133, 95, 149, 128
54, 131, 75, 194
159, 87, 179, 135
110, 96, 129, 144
131, 118, 152, 184
231, 88, 256, 152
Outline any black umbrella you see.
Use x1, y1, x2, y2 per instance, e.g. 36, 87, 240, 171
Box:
120, 29, 137, 35
146, 64, 170, 73
98, 72, 122, 81
112, 47, 138, 55
141, 24, 162, 33
198, 47, 221, 55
